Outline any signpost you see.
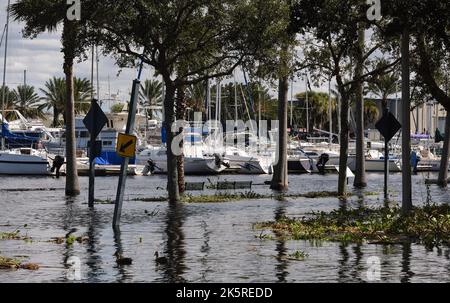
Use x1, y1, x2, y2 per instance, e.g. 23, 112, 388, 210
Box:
113, 79, 141, 228
375, 109, 402, 200
83, 99, 108, 208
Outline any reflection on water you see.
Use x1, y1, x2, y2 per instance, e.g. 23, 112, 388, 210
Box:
274, 203, 289, 283
1, 173, 450, 282
401, 243, 415, 283
160, 202, 187, 283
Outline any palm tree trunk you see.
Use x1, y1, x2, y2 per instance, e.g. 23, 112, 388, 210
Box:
338, 94, 350, 196
354, 23, 367, 188
176, 86, 186, 194
271, 47, 289, 191
53, 107, 59, 127
164, 82, 180, 203
401, 25, 412, 214
438, 111, 450, 187
63, 21, 80, 196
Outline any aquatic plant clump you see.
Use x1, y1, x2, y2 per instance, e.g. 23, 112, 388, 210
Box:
256, 204, 450, 248
0, 256, 39, 271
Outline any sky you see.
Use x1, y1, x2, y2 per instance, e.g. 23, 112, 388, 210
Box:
0, 0, 317, 111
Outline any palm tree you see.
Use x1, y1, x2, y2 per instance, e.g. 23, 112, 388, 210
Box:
40, 77, 93, 126
39, 77, 66, 127
11, 0, 83, 196
74, 78, 93, 114
13, 85, 44, 119
141, 79, 163, 119
367, 60, 400, 111
364, 100, 380, 127
0, 86, 17, 119
186, 82, 207, 117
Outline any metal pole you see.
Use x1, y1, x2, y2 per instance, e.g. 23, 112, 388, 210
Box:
384, 108, 390, 200
113, 62, 143, 228
88, 99, 97, 208
1, 0, 11, 151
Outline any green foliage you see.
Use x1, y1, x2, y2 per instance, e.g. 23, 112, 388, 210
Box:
110, 103, 125, 114
140, 79, 163, 119
257, 204, 450, 248
66, 235, 77, 246
39, 77, 93, 125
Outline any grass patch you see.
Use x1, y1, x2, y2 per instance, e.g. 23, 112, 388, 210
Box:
182, 192, 265, 203
132, 191, 368, 204
255, 203, 450, 248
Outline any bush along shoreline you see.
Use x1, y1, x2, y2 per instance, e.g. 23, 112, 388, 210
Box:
255, 203, 450, 249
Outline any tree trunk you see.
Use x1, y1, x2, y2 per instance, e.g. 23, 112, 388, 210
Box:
164, 83, 180, 203
63, 21, 80, 197
354, 24, 367, 188
176, 86, 186, 194
438, 111, 450, 187
338, 94, 350, 196
401, 26, 412, 214
271, 49, 289, 191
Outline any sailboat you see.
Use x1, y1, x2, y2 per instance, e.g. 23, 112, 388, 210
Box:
137, 129, 230, 175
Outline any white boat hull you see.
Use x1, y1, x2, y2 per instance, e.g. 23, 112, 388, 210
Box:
141, 156, 228, 175
0, 152, 50, 175
227, 156, 272, 174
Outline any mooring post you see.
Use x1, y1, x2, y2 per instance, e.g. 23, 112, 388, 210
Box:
113, 79, 141, 228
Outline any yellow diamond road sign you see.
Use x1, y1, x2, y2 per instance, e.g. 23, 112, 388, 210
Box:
116, 133, 137, 158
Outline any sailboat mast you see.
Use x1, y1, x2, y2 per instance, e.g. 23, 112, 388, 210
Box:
234, 71, 238, 126
328, 77, 332, 145
1, 0, 11, 151
290, 78, 294, 127
90, 46, 95, 101
305, 75, 309, 134
96, 46, 100, 100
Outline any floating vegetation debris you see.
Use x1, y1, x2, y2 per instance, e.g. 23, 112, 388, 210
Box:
287, 251, 309, 261
255, 203, 450, 249
0, 225, 31, 241
0, 256, 39, 271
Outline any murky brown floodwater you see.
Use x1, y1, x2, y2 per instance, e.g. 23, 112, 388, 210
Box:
1, 172, 450, 283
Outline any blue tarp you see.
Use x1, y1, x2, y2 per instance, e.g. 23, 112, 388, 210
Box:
96, 151, 136, 165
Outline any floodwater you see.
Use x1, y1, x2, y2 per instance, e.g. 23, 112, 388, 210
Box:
1, 172, 450, 283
